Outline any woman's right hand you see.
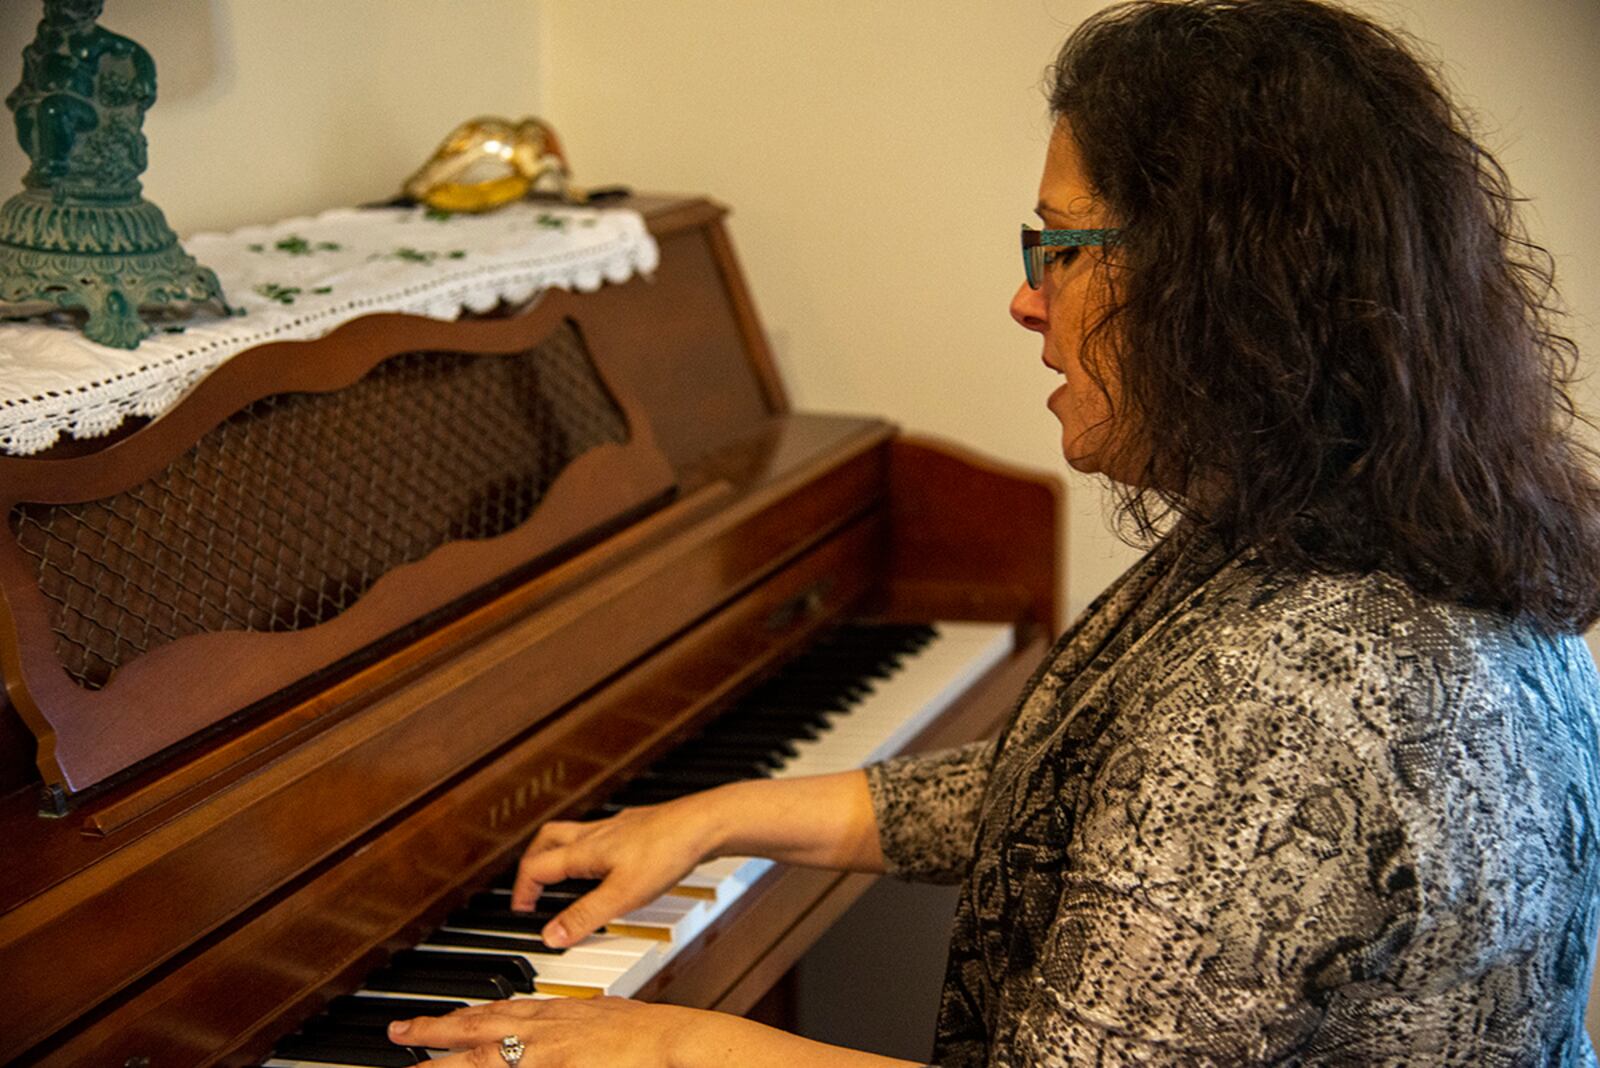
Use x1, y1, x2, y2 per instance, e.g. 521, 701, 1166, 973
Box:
509, 769, 885, 948
509, 792, 724, 948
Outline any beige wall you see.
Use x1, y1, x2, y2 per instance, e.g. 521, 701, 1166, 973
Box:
0, 0, 544, 235
540, 0, 1600, 658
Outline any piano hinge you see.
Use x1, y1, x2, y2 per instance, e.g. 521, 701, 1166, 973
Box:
764, 578, 834, 632
38, 782, 69, 818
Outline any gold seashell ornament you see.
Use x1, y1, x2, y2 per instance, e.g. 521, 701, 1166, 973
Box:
403, 117, 585, 213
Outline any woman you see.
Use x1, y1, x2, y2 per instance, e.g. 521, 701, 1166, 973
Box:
390, 1, 1600, 1063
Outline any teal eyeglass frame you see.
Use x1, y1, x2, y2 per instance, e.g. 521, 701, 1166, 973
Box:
1021, 225, 1121, 289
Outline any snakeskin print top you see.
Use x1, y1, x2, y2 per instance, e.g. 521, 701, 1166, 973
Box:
866, 526, 1600, 1066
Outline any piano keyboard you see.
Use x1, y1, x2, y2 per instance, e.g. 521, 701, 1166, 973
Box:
263, 620, 1013, 1066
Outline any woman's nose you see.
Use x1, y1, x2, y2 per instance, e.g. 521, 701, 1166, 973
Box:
1010, 281, 1047, 333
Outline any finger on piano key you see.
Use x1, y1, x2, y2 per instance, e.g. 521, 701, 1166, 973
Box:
267, 1006, 442, 1067
433, 921, 662, 964
515, 880, 710, 942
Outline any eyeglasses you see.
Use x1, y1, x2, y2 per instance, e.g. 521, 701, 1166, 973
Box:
1021, 225, 1121, 289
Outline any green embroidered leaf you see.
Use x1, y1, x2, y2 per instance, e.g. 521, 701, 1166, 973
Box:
274, 235, 313, 255
424, 206, 454, 221
253, 282, 303, 305
536, 213, 568, 230
247, 243, 265, 252
447, 250, 466, 259
312, 286, 333, 294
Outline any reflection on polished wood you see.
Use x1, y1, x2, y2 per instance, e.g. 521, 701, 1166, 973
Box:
0, 193, 1059, 1066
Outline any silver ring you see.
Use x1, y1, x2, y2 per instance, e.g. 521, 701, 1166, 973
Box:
499, 1034, 526, 1067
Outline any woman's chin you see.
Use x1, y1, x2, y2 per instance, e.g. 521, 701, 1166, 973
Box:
1061, 448, 1103, 477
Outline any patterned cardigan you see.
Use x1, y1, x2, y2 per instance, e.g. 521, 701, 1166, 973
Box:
866, 527, 1600, 1066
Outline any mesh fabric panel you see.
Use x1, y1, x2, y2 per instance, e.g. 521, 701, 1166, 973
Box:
10, 320, 626, 690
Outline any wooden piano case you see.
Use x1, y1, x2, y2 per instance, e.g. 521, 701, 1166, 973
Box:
0, 195, 1059, 1065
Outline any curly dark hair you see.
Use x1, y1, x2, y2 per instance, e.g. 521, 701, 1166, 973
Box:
1049, 0, 1600, 632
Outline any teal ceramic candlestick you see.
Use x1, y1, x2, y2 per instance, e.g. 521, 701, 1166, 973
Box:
0, 0, 227, 349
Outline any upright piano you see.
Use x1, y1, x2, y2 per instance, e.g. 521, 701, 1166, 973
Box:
0, 194, 1058, 1066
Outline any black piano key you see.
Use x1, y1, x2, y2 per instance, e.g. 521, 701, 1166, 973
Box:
468, 891, 563, 918
782, 661, 899, 683
324, 996, 469, 1028
488, 867, 603, 895
610, 783, 694, 806
714, 718, 822, 741
294, 1018, 441, 1047
272, 1033, 425, 1066
301, 1016, 402, 1039
651, 749, 773, 770
739, 692, 856, 715
693, 730, 802, 755
390, 948, 536, 993
760, 679, 873, 701
363, 965, 514, 1000
730, 702, 842, 723
449, 904, 561, 935
530, 891, 582, 905
429, 929, 564, 955
637, 767, 767, 789
674, 744, 786, 768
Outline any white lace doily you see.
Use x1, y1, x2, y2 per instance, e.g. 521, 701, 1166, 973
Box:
0, 203, 660, 455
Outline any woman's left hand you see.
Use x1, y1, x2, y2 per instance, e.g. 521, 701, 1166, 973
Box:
386, 997, 730, 1068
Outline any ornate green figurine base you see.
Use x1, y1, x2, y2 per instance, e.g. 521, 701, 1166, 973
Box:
0, 0, 229, 349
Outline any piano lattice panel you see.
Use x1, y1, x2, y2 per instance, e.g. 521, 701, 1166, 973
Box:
10, 320, 626, 691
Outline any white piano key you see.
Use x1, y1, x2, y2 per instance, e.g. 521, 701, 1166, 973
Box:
607, 897, 710, 943
773, 622, 1012, 779
668, 868, 724, 899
